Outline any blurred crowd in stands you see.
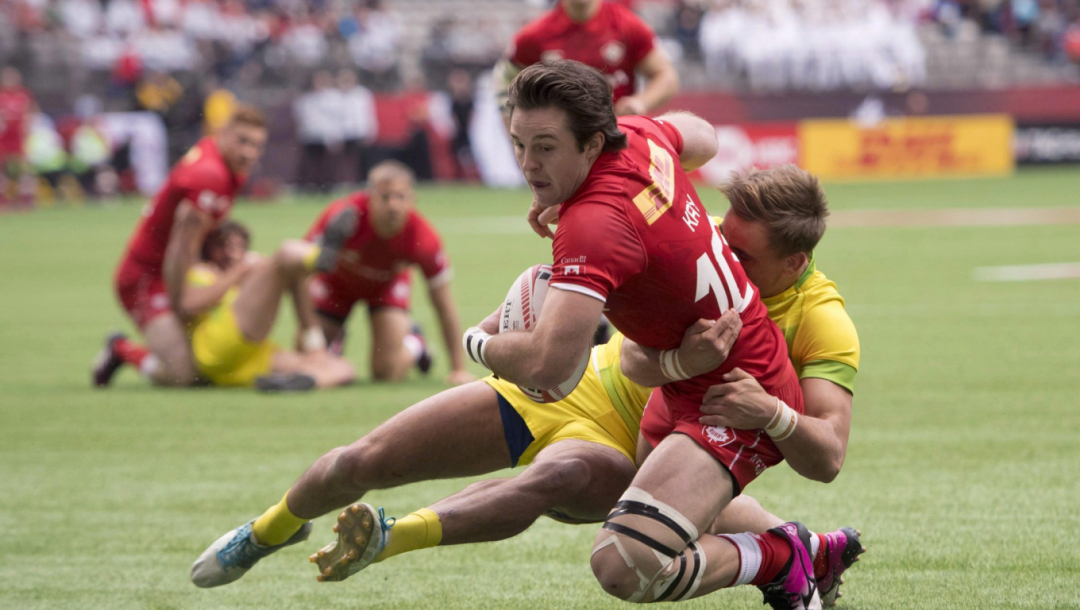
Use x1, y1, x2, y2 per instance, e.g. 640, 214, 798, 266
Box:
931, 0, 1080, 64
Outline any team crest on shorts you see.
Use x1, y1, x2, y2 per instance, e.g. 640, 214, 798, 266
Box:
702, 425, 736, 447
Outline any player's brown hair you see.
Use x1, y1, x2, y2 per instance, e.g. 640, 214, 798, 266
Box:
201, 220, 250, 261
225, 103, 266, 130
507, 60, 627, 154
368, 160, 415, 185
721, 165, 829, 256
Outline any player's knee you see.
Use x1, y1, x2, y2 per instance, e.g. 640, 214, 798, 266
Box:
370, 358, 407, 382
332, 434, 397, 491
522, 457, 592, 498
590, 544, 643, 601
272, 240, 312, 274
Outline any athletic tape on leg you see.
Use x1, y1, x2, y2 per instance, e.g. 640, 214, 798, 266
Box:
592, 487, 701, 603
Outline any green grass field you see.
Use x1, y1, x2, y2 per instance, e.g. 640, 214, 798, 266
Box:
1, 168, 1079, 609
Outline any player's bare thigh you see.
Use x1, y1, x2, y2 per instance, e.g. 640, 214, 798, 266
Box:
623, 432, 734, 531
142, 312, 196, 386
231, 257, 288, 344
538, 439, 638, 523
368, 306, 412, 380
339, 381, 511, 488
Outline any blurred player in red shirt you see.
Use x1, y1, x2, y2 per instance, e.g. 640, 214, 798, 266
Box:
0, 66, 37, 206
495, 0, 679, 118
305, 161, 474, 386
95, 104, 268, 387
463, 61, 821, 608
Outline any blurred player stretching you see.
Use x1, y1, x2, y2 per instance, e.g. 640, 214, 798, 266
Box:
0, 67, 37, 206
305, 161, 473, 385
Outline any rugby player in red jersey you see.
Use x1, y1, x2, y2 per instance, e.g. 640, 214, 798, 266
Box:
461, 61, 821, 608
495, 0, 679, 118
0, 66, 37, 206
93, 105, 268, 387
304, 161, 474, 386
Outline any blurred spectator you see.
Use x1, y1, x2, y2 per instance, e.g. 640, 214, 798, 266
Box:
70, 118, 115, 198
671, 0, 704, 62
347, 0, 400, 90
1066, 19, 1080, 62
0, 66, 37, 205
136, 71, 183, 116
293, 70, 342, 193
336, 68, 378, 185
446, 68, 476, 181
24, 113, 68, 200
203, 82, 236, 135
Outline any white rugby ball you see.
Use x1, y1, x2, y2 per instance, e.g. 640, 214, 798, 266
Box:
499, 264, 590, 403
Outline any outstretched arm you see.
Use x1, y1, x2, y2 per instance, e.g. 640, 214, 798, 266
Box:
163, 202, 213, 323
428, 281, 474, 385
615, 48, 680, 116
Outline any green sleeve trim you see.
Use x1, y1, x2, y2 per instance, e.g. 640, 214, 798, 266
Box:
597, 362, 641, 438
800, 360, 857, 395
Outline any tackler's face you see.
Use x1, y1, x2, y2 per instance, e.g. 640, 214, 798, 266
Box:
510, 106, 598, 209
219, 123, 268, 176
720, 210, 788, 296
369, 176, 415, 238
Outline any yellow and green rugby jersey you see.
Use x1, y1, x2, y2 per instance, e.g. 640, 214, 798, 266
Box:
761, 255, 860, 394
592, 254, 859, 435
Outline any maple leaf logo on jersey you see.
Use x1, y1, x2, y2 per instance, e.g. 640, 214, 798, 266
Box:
601, 41, 625, 65
541, 50, 564, 63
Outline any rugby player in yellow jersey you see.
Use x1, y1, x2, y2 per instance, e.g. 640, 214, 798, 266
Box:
191, 166, 862, 605
177, 220, 355, 390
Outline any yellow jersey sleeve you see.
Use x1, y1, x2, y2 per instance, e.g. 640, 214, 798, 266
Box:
186, 265, 219, 288
592, 332, 652, 434
791, 295, 860, 394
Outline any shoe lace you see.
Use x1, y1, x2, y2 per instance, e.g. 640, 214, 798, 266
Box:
217, 526, 264, 570
377, 507, 396, 533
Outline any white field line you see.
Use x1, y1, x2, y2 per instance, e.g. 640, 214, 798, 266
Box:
438, 207, 1080, 235
829, 207, 1080, 228
974, 262, 1080, 282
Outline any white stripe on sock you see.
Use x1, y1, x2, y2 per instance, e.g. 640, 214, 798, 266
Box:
809, 530, 821, 559
719, 532, 762, 586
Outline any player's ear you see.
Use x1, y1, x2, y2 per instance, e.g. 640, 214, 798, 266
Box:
584, 131, 604, 159
785, 251, 808, 274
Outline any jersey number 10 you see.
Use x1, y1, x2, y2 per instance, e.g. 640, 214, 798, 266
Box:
695, 226, 754, 313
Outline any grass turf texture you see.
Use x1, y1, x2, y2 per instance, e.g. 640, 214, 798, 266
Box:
1, 167, 1079, 609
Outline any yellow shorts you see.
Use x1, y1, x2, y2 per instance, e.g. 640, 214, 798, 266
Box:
482, 347, 644, 467
191, 304, 277, 387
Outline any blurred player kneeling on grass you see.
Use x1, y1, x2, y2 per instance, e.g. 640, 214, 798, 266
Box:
94, 219, 357, 391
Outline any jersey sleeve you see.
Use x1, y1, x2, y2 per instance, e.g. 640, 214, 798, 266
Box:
508, 28, 541, 68
186, 265, 219, 288
550, 202, 646, 302
305, 203, 335, 242
796, 298, 860, 394
618, 115, 684, 158
411, 216, 453, 288
622, 9, 658, 67
173, 163, 233, 219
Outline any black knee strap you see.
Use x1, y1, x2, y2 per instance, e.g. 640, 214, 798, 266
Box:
607, 500, 693, 547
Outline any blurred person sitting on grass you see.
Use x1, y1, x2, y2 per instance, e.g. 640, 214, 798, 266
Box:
94, 219, 357, 391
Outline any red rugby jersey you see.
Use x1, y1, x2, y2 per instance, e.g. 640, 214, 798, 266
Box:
119, 137, 242, 274
550, 116, 794, 409
509, 2, 656, 102
305, 192, 452, 288
0, 86, 33, 155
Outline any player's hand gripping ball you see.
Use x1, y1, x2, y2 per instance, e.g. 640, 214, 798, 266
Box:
500, 264, 589, 403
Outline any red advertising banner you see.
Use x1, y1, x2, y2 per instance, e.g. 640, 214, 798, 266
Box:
698, 123, 800, 185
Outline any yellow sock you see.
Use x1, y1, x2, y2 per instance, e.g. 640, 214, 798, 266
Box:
302, 246, 322, 271
252, 492, 309, 546
374, 508, 442, 562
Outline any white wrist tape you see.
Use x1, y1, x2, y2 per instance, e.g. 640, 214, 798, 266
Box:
659, 349, 691, 381
764, 398, 798, 441
463, 327, 492, 369
301, 327, 327, 352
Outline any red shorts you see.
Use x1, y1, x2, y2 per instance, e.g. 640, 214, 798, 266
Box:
114, 258, 171, 330
309, 271, 412, 322
639, 375, 804, 495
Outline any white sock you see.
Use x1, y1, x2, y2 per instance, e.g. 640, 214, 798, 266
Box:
718, 532, 762, 587
140, 354, 161, 379
402, 333, 424, 362
809, 530, 821, 559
